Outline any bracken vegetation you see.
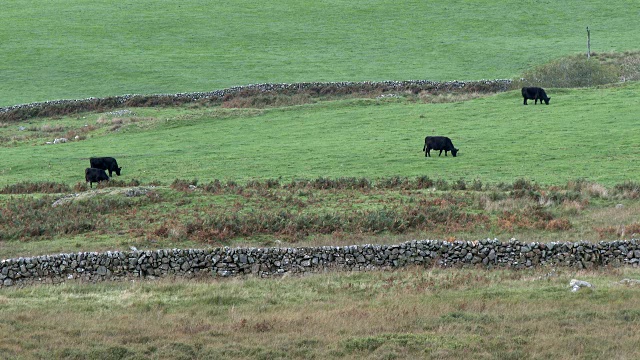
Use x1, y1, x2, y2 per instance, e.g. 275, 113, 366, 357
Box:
2, 177, 640, 258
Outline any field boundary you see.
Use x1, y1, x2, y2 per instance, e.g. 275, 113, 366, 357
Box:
0, 79, 512, 122
2, 238, 639, 288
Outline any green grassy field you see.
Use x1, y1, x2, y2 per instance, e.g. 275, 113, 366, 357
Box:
2, 84, 639, 186
3, 1, 640, 358
2, 83, 640, 260
2, 0, 639, 106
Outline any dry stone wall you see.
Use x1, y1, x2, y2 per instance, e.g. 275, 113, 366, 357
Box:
0, 79, 512, 122
2, 239, 640, 288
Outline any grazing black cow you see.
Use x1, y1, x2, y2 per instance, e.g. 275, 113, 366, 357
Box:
423, 136, 459, 157
89, 157, 122, 176
85, 168, 109, 188
521, 87, 550, 105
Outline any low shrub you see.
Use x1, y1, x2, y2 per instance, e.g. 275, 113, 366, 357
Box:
593, 50, 640, 82
613, 181, 640, 199
545, 218, 572, 231
415, 175, 434, 189
171, 178, 198, 191
153, 202, 488, 242
472, 179, 483, 191
0, 181, 71, 194
511, 178, 541, 200
0, 196, 140, 240
452, 178, 467, 191
377, 176, 412, 190
515, 54, 619, 88
434, 179, 449, 191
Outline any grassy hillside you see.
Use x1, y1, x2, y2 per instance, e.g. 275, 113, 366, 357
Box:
2, 84, 640, 259
2, 0, 639, 106
1, 84, 639, 186
3, 2, 640, 358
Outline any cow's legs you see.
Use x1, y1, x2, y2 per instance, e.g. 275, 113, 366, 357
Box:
438, 150, 443, 156
444, 150, 448, 156
523, 98, 528, 105
426, 147, 431, 157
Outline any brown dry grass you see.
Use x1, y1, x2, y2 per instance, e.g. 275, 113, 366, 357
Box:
593, 50, 640, 82
1, 267, 640, 359
4, 178, 640, 258
96, 115, 151, 125
419, 91, 489, 103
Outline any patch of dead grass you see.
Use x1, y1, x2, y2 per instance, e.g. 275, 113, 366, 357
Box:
482, 197, 536, 212
419, 91, 488, 103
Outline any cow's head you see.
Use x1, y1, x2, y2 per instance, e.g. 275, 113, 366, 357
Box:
544, 97, 550, 105
451, 148, 459, 157
115, 167, 122, 176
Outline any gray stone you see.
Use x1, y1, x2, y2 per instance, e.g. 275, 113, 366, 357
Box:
181, 261, 191, 271
619, 279, 640, 285
97, 266, 108, 276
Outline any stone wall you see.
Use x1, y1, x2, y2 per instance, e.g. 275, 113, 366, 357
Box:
0, 79, 512, 122
2, 239, 639, 287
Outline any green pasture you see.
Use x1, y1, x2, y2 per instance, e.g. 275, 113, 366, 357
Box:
2, 83, 639, 186
3, 1, 640, 357
2, 0, 639, 106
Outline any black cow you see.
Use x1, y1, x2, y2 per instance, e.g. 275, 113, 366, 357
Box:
89, 157, 122, 176
521, 87, 550, 105
85, 168, 109, 188
423, 136, 458, 157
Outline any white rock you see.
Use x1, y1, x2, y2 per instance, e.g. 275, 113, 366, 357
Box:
570, 279, 594, 292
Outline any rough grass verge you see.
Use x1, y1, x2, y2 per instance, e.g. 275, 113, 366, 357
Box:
3, 177, 638, 246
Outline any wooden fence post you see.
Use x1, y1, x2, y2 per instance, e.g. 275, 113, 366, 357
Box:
587, 26, 591, 59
